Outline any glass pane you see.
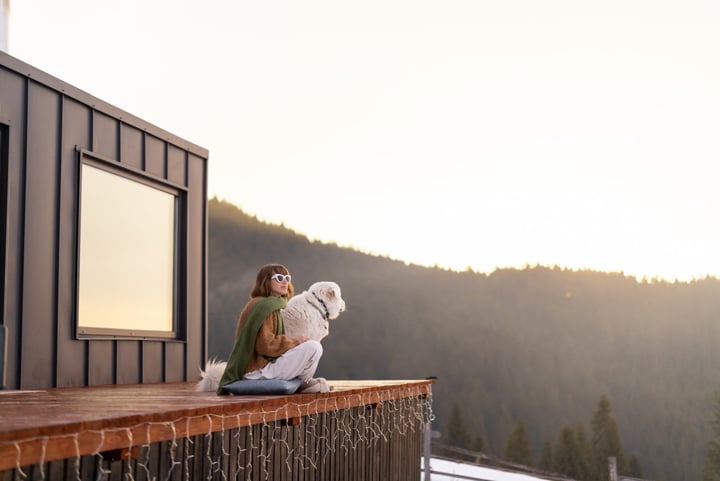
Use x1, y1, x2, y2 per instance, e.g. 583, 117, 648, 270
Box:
78, 163, 176, 334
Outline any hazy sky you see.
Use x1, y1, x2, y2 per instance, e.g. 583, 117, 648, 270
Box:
8, 1, 720, 281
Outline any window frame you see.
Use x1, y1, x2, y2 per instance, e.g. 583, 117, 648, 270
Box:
74, 148, 187, 341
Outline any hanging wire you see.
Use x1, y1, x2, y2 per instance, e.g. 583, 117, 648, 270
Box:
5, 385, 433, 481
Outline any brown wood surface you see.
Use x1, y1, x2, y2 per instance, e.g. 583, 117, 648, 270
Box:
0, 380, 432, 471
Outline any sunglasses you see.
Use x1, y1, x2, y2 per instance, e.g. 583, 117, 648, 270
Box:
270, 274, 292, 283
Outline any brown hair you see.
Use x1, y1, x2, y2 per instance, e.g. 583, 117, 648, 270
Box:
250, 263, 294, 298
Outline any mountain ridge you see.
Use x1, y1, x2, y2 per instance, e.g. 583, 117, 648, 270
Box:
208, 197, 719, 481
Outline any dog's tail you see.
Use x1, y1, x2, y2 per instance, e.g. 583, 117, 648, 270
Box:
196, 358, 227, 392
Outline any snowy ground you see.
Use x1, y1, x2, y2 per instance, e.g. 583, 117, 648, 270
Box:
422, 457, 551, 481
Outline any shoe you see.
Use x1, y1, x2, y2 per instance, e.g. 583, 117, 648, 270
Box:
298, 377, 329, 394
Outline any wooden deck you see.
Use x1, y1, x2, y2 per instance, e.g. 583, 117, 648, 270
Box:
0, 379, 433, 473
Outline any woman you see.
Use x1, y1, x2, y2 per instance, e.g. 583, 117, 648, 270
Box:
217, 263, 328, 394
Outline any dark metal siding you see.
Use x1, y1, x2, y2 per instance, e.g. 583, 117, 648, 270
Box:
0, 51, 209, 390
22, 81, 60, 389
0, 60, 27, 391
56, 98, 90, 388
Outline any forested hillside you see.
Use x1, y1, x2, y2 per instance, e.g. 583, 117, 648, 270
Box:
207, 198, 720, 481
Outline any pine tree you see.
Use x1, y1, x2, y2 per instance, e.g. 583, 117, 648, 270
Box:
703, 393, 720, 481
705, 460, 720, 481
446, 401, 471, 449
628, 454, 643, 478
472, 433, 487, 453
553, 426, 586, 479
537, 440, 553, 472
503, 421, 533, 466
573, 423, 592, 480
590, 395, 628, 481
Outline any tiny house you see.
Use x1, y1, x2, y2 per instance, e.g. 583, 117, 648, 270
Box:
0, 52, 431, 481
0, 51, 209, 390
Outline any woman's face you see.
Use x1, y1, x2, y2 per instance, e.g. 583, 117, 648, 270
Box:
269, 273, 291, 297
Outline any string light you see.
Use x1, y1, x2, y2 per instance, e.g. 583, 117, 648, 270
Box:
13, 442, 27, 480
3, 386, 433, 481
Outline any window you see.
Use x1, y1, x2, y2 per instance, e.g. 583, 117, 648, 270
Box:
76, 151, 184, 339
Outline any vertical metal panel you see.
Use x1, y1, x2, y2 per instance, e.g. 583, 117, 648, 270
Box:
145, 135, 165, 178
115, 340, 141, 384
20, 81, 60, 389
0, 325, 6, 389
0, 66, 27, 390
88, 340, 114, 385
0, 124, 5, 389
164, 342, 184, 382
142, 341, 164, 383
185, 152, 207, 376
167, 145, 187, 186
56, 97, 91, 387
119, 123, 143, 170
92, 111, 118, 160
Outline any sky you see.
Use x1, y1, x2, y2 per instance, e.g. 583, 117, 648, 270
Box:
6, 1, 720, 281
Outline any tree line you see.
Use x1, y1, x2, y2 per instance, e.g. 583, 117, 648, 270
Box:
443, 394, 643, 480
207, 198, 720, 481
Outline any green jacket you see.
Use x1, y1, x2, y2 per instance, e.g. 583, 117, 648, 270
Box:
217, 296, 288, 395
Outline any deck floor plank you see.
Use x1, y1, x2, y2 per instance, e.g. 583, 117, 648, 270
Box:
0, 380, 432, 471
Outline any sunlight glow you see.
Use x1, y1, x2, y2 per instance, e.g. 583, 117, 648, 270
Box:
10, 1, 720, 283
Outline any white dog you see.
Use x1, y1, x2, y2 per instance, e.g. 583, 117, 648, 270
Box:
197, 281, 345, 392
283, 281, 346, 341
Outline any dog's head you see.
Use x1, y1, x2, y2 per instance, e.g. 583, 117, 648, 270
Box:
308, 281, 346, 320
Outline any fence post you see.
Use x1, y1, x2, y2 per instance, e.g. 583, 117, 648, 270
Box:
609, 456, 618, 481
424, 424, 441, 481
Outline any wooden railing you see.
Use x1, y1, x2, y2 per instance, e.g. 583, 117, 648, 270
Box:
1, 380, 433, 481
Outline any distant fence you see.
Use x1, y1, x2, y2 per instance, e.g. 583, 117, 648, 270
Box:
431, 442, 576, 481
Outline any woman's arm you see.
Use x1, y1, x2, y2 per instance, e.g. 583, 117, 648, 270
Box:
254, 312, 300, 358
